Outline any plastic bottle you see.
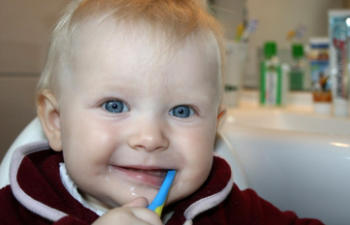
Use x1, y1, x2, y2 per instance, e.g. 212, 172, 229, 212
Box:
309, 38, 331, 115
329, 10, 350, 117
260, 41, 283, 106
289, 43, 307, 91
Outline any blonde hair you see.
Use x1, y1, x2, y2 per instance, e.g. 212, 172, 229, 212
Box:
37, 0, 224, 97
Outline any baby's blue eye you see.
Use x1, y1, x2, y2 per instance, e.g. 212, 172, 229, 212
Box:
102, 100, 128, 113
169, 105, 194, 118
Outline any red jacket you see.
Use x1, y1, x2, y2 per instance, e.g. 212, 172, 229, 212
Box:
0, 142, 324, 225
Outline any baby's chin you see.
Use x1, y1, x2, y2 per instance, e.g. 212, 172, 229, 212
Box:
81, 192, 116, 211
102, 189, 158, 208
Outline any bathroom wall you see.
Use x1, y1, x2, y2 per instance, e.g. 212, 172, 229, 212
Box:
0, 75, 38, 160
0, 0, 70, 73
0, 0, 69, 159
344, 0, 350, 8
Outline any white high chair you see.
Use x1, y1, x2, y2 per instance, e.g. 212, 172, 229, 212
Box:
0, 118, 46, 188
0, 117, 248, 189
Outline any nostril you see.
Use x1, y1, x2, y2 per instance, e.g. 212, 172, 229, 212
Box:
128, 133, 169, 152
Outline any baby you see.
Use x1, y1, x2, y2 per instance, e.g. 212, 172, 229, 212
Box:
0, 0, 324, 224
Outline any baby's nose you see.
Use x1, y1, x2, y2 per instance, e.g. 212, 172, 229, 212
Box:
128, 120, 169, 152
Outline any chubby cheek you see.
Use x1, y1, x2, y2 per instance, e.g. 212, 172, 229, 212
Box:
60, 111, 121, 180
168, 125, 216, 203
169, 151, 213, 204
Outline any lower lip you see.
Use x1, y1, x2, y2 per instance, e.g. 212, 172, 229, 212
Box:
113, 166, 167, 188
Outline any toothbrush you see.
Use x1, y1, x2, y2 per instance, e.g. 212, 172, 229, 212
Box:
147, 170, 176, 217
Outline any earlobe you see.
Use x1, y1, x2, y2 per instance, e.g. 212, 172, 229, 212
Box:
37, 90, 62, 152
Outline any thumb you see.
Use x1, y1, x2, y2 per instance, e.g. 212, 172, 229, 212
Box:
123, 197, 149, 208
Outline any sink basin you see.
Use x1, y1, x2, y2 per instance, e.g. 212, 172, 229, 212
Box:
219, 107, 350, 225
225, 107, 350, 136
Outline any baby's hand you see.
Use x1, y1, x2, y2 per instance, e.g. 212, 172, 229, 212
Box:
92, 197, 163, 225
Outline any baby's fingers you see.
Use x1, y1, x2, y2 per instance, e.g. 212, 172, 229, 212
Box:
92, 197, 162, 225
122, 197, 163, 225
128, 207, 163, 225
93, 207, 162, 225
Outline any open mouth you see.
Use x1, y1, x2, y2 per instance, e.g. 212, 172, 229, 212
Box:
114, 166, 169, 187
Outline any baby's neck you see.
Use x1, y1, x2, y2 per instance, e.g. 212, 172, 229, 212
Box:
59, 162, 111, 215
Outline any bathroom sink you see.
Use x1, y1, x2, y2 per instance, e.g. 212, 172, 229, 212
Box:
225, 107, 350, 136
219, 107, 350, 225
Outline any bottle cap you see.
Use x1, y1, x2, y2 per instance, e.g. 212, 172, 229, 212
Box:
292, 43, 304, 59
264, 41, 277, 59
310, 37, 329, 49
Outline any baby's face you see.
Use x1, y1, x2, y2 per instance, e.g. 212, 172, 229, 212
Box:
56, 20, 220, 208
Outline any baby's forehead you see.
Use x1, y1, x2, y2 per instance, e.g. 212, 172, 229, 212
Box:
71, 17, 217, 54
71, 19, 164, 54
49, 15, 222, 109
69, 17, 220, 72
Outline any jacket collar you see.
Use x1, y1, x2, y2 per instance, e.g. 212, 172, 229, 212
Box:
165, 156, 233, 225
10, 141, 233, 224
10, 141, 98, 223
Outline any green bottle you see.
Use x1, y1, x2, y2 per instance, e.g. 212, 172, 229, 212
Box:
260, 41, 283, 105
289, 44, 305, 91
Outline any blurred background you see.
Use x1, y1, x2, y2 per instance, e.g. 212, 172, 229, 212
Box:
1, 0, 350, 160
210, 0, 345, 88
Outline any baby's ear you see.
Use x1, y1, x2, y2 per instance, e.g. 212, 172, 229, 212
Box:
36, 90, 62, 152
216, 106, 226, 129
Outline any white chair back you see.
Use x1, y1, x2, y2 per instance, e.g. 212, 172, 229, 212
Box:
0, 118, 46, 188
